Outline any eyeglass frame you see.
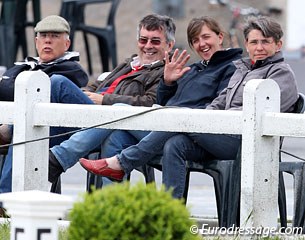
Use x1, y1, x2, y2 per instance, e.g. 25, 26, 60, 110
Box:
137, 36, 166, 46
247, 38, 275, 47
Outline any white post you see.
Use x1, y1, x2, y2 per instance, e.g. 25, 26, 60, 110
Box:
240, 79, 280, 228
12, 71, 50, 191
0, 190, 74, 240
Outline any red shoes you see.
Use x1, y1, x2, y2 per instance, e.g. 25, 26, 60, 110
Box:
79, 158, 125, 182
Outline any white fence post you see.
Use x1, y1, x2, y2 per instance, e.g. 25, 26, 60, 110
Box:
241, 79, 280, 228
12, 71, 50, 192
0, 190, 73, 240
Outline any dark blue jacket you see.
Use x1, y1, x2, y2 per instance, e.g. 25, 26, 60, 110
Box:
0, 52, 88, 101
157, 48, 243, 108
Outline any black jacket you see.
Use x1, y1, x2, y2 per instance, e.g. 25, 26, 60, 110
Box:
157, 48, 243, 108
0, 52, 88, 101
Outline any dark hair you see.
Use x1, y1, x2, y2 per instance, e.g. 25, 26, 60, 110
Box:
137, 14, 176, 43
187, 16, 224, 48
243, 16, 283, 43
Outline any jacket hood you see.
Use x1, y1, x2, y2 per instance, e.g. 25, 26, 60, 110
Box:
209, 48, 243, 65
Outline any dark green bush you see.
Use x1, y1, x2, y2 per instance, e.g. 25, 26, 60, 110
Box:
67, 182, 201, 240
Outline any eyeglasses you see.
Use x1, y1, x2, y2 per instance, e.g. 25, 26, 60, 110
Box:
37, 32, 64, 39
247, 39, 274, 46
138, 37, 163, 46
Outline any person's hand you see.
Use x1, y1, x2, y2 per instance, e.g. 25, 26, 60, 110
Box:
164, 49, 191, 85
84, 91, 104, 104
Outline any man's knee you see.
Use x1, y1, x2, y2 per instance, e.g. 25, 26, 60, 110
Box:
106, 130, 137, 150
50, 74, 71, 88
163, 134, 189, 154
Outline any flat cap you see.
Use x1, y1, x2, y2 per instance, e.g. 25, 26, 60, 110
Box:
34, 15, 70, 34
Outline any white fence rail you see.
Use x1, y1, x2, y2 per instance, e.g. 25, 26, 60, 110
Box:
1, 70, 305, 230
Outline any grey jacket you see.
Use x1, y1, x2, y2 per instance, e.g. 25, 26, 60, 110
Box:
207, 51, 298, 113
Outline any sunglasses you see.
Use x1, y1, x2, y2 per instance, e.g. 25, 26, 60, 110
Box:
138, 37, 163, 46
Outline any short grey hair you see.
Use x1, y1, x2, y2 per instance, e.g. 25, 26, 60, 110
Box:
137, 14, 176, 43
243, 16, 283, 43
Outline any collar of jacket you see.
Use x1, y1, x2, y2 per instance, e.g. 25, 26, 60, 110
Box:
192, 61, 208, 71
14, 51, 80, 69
192, 48, 243, 71
204, 48, 243, 66
241, 51, 284, 70
140, 59, 165, 70
129, 51, 173, 70
130, 55, 162, 70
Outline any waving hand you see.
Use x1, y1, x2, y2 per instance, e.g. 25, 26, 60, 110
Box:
164, 49, 191, 85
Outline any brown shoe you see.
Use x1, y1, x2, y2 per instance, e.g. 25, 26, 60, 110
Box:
0, 207, 9, 218
0, 124, 12, 145
0, 125, 11, 155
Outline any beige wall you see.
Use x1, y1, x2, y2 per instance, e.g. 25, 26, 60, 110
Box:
27, 0, 286, 79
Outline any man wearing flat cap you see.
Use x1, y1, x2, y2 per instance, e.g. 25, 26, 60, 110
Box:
0, 15, 89, 101
0, 15, 92, 143
0, 15, 94, 194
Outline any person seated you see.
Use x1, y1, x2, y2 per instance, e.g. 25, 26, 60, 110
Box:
0, 15, 95, 193
79, 16, 298, 199
0, 13, 177, 192
0, 15, 91, 147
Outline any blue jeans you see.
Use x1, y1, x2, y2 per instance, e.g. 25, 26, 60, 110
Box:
51, 125, 149, 173
87, 130, 149, 187
163, 133, 241, 198
163, 134, 205, 198
101, 130, 149, 158
117, 131, 179, 174
117, 131, 241, 199
49, 74, 93, 146
51, 128, 113, 171
0, 74, 93, 193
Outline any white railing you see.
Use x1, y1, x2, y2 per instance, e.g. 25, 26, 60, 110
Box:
1, 70, 305, 230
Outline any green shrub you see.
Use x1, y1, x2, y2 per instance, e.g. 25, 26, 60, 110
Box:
0, 221, 10, 240
67, 182, 201, 240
